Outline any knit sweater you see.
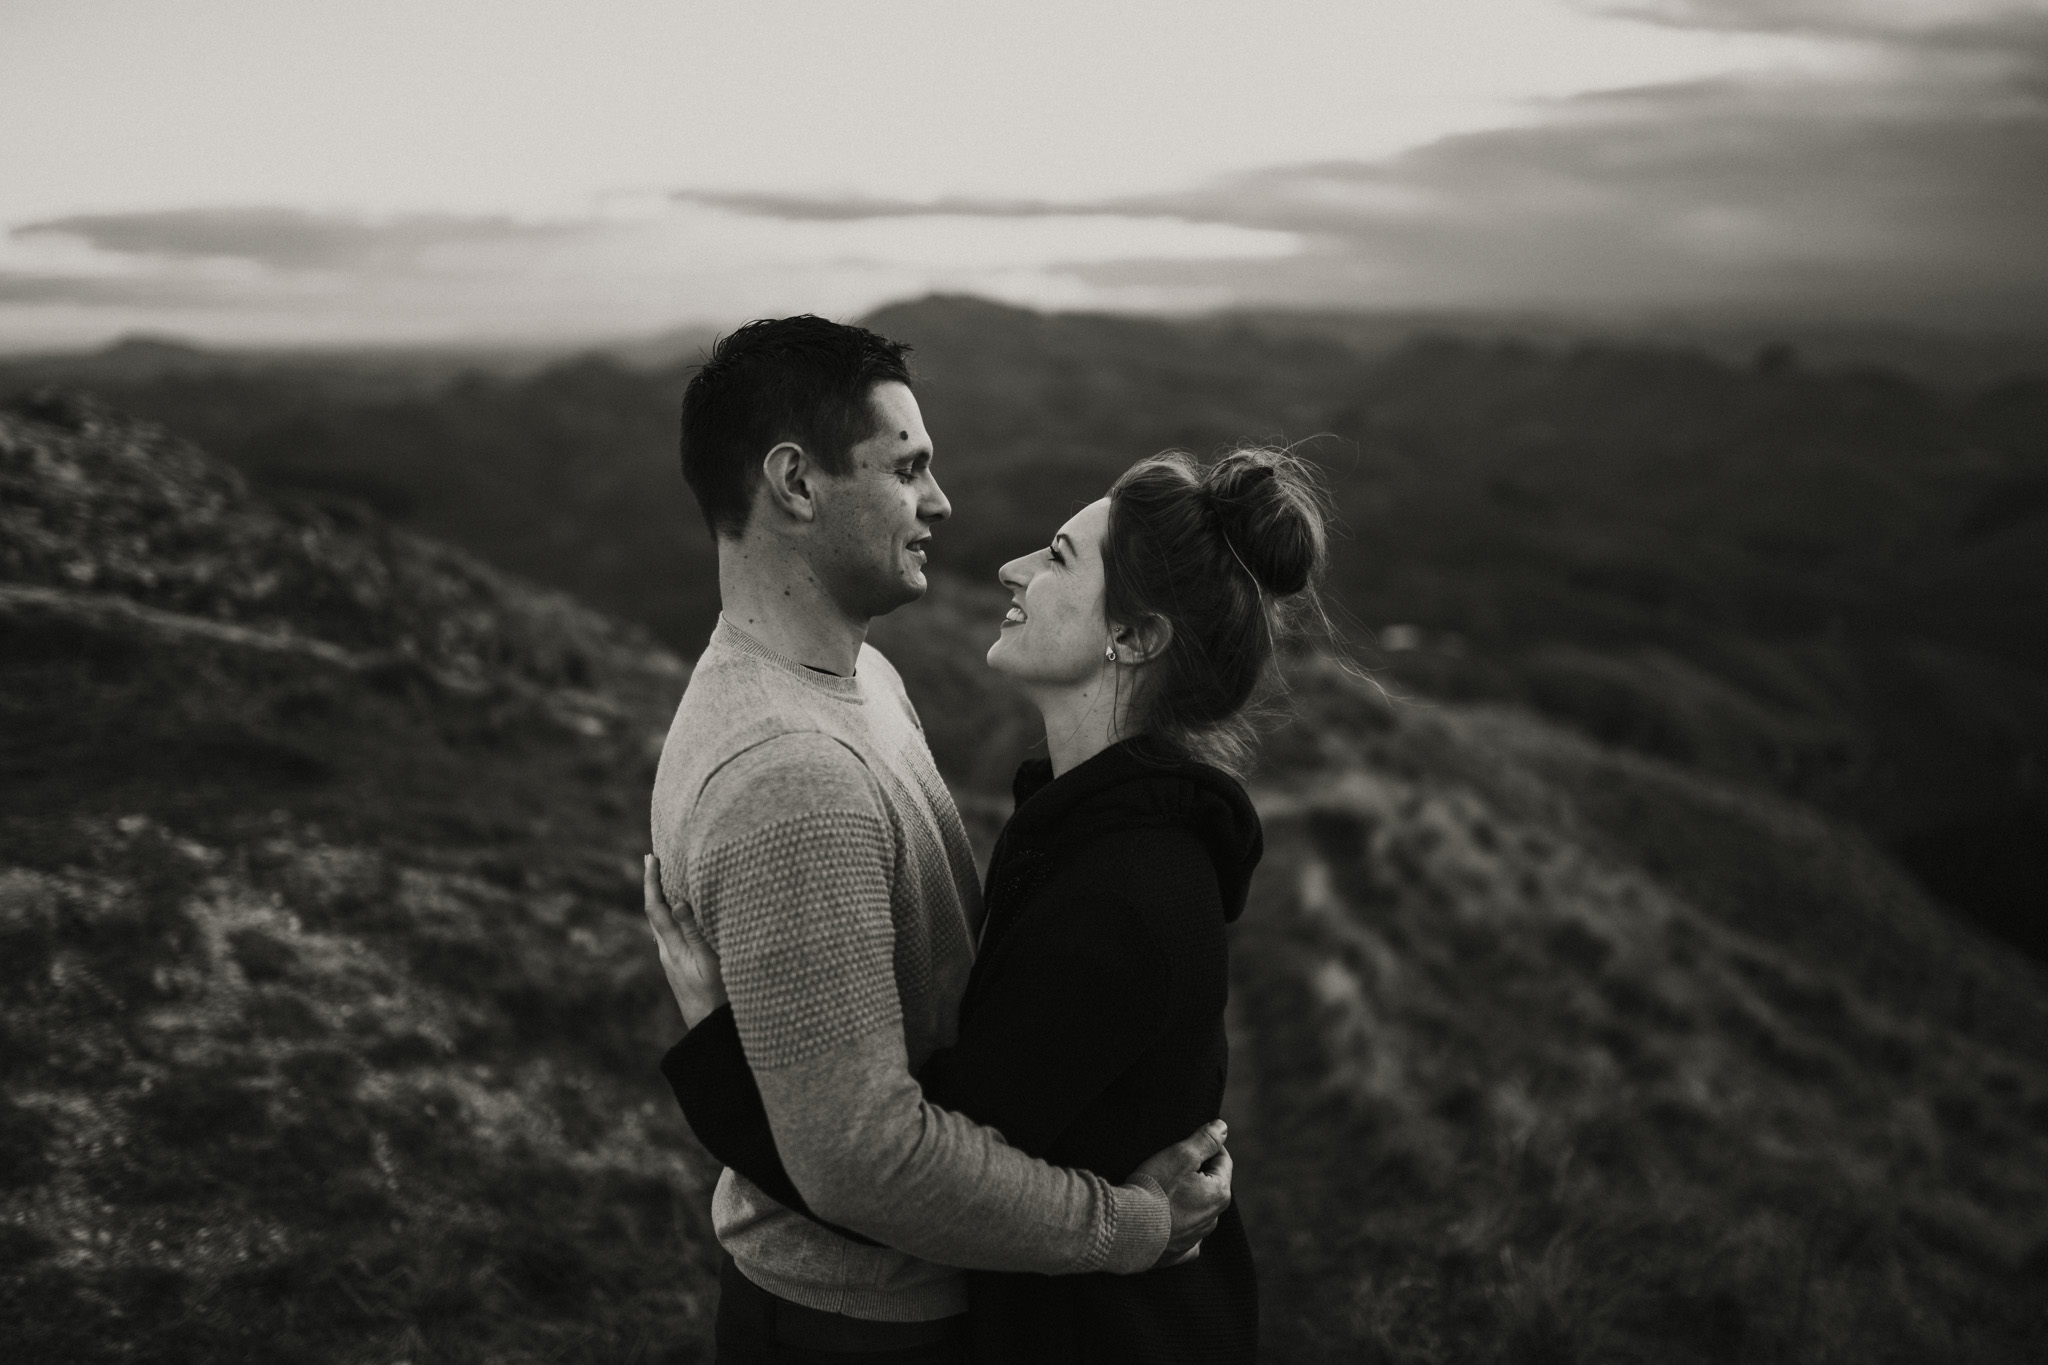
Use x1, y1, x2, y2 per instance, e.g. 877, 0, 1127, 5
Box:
650, 619, 1173, 1323
667, 738, 1263, 1362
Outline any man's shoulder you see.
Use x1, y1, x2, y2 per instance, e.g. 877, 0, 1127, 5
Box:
694, 731, 887, 845
857, 639, 901, 683
856, 641, 909, 701
655, 638, 879, 845
855, 642, 924, 731
670, 639, 840, 747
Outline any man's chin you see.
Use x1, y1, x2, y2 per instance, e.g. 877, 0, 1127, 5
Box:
867, 575, 928, 617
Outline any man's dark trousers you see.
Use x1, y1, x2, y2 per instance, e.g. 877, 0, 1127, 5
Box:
714, 1257, 971, 1364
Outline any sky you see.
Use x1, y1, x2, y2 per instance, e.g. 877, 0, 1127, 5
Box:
1, 0, 2043, 349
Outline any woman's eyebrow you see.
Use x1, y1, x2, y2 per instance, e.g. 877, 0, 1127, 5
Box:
1053, 532, 1078, 557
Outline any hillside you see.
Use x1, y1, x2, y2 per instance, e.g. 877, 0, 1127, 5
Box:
4, 299, 2040, 962
0, 394, 718, 1361
1238, 661, 2048, 1361
5, 394, 2047, 1361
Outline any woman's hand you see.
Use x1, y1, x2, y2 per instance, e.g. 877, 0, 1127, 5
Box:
641, 854, 728, 1029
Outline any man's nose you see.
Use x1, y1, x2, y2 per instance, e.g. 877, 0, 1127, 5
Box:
920, 473, 951, 523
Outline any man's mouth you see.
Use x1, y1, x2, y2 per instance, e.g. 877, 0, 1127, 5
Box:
907, 536, 929, 563
1002, 604, 1027, 627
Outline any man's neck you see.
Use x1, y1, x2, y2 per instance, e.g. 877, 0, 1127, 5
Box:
716, 534, 868, 677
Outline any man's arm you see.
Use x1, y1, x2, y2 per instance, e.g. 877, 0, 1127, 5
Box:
662, 1006, 872, 1238
662, 834, 1233, 1266
669, 866, 1180, 1170
676, 734, 1171, 1275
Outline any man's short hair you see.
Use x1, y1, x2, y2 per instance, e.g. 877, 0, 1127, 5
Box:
679, 315, 915, 538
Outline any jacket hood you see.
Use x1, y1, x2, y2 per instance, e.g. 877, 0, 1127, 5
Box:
1000, 739, 1263, 923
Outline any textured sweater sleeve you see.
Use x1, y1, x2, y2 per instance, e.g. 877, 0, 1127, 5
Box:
666, 879, 1176, 1184
665, 832, 1206, 1211
677, 734, 1169, 1275
662, 1006, 871, 1239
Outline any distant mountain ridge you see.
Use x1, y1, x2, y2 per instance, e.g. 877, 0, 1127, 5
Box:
9, 306, 2045, 389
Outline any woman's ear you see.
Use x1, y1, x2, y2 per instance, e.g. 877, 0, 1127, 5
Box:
1113, 614, 1173, 666
759, 442, 818, 523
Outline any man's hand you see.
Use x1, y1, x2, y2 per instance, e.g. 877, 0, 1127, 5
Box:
641, 854, 728, 1028
1129, 1119, 1232, 1269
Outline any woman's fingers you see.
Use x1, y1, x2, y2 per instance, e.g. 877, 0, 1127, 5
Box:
643, 852, 665, 909
669, 891, 709, 952
642, 853, 727, 1028
642, 855, 685, 953
645, 853, 717, 964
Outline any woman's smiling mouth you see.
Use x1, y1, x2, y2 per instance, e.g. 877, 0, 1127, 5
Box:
1002, 605, 1027, 626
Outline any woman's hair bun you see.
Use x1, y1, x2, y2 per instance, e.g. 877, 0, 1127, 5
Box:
1200, 447, 1327, 597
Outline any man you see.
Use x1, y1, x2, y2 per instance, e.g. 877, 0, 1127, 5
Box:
648, 315, 1233, 1361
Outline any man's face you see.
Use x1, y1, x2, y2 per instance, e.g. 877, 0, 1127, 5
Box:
809, 382, 950, 619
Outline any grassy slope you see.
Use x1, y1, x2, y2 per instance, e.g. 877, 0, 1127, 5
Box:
1232, 661, 2048, 1362
0, 396, 719, 1363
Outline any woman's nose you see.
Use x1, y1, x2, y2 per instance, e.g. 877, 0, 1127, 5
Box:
997, 555, 1031, 592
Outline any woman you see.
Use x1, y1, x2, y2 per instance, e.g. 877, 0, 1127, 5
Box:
645, 447, 1329, 1363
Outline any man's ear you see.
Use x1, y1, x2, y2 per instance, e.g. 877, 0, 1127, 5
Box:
1113, 614, 1173, 666
759, 442, 818, 524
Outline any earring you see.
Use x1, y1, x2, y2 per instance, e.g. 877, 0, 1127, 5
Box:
1104, 641, 1118, 663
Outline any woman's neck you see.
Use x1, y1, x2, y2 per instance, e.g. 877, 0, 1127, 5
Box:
1030, 676, 1133, 777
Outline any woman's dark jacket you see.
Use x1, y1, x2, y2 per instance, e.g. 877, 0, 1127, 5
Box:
662, 738, 1261, 1364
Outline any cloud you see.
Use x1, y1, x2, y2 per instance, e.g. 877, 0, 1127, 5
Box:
676, 3, 2048, 326
1115, 56, 2048, 321
1590, 0, 2048, 41
12, 208, 582, 272
668, 191, 1096, 223
0, 272, 238, 308
0, 198, 1295, 348
3, 1, 2043, 344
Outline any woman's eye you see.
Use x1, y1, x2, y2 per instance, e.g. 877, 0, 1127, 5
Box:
1047, 545, 1063, 565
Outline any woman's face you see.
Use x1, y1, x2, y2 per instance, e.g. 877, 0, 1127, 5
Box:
987, 497, 1115, 688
